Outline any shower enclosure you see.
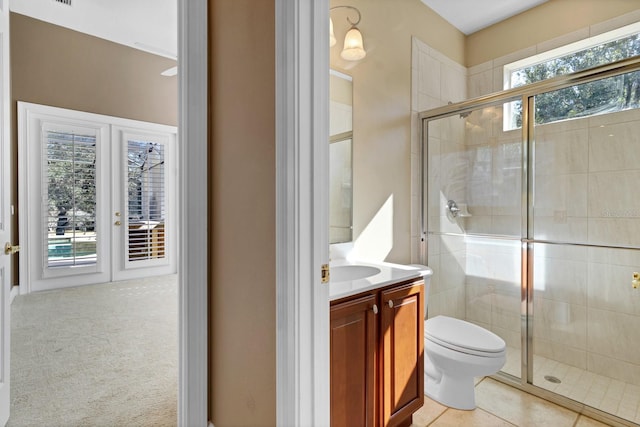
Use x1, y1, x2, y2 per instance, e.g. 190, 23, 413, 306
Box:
421, 56, 640, 426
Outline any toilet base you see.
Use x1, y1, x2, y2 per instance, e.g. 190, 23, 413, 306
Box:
424, 370, 476, 410
422, 316, 506, 410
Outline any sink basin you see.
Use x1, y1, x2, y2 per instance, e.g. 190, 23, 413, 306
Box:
331, 265, 381, 282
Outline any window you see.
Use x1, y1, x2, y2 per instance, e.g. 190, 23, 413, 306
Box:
45, 129, 97, 267
127, 139, 166, 261
503, 22, 640, 129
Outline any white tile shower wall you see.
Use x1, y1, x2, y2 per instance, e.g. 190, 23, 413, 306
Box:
426, 234, 466, 320
411, 37, 467, 319
422, 10, 640, 400
531, 111, 640, 385
461, 105, 522, 238
586, 246, 640, 385
465, 237, 522, 350
533, 109, 640, 246
463, 11, 640, 393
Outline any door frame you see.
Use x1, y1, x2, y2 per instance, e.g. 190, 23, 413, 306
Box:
177, 0, 208, 425
0, 0, 11, 423
275, 0, 330, 425
183, 0, 330, 424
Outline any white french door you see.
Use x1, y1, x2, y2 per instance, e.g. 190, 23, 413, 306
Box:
18, 103, 176, 293
111, 127, 176, 282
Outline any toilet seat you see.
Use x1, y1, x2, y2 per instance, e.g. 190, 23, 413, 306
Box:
425, 316, 505, 358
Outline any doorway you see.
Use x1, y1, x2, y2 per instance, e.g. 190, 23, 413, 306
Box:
2, 1, 209, 425
18, 102, 177, 293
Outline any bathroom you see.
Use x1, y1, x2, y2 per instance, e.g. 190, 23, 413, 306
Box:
329, 0, 640, 425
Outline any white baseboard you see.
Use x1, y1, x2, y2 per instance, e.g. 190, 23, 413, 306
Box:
9, 284, 19, 304
208, 422, 214, 427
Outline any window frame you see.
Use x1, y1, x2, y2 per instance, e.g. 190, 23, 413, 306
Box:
502, 21, 640, 131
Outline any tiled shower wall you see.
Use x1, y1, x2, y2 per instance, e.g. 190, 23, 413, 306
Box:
411, 37, 467, 319
416, 9, 640, 388
457, 104, 523, 353
531, 109, 640, 385
457, 107, 640, 386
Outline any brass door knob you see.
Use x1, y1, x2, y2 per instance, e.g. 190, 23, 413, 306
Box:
4, 242, 20, 255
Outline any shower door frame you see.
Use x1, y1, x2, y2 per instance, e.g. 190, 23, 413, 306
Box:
419, 55, 640, 427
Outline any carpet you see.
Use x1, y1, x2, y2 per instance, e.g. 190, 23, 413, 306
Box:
7, 275, 178, 427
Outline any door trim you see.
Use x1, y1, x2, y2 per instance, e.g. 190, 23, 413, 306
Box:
177, 0, 208, 425
275, 0, 330, 425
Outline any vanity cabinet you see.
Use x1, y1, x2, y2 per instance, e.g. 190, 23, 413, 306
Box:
330, 278, 424, 427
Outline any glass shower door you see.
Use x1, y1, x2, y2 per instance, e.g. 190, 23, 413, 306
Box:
530, 70, 640, 422
424, 99, 524, 380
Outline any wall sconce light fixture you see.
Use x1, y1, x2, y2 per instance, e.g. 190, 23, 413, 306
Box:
330, 5, 366, 61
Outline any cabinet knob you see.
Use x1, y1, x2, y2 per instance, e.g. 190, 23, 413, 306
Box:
372, 304, 378, 314
388, 300, 394, 308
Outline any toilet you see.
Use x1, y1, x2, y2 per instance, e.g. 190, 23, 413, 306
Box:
410, 264, 506, 410
424, 315, 506, 410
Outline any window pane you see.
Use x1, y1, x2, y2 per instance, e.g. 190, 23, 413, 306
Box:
507, 32, 640, 129
45, 131, 97, 267
512, 33, 640, 88
127, 139, 166, 261
535, 71, 640, 125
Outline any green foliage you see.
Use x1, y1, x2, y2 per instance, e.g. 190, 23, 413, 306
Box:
511, 33, 640, 127
46, 133, 96, 231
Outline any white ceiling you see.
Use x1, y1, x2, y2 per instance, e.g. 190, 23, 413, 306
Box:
10, 0, 548, 59
10, 0, 177, 59
421, 0, 549, 35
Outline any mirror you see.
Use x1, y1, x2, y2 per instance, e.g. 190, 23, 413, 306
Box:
329, 70, 353, 244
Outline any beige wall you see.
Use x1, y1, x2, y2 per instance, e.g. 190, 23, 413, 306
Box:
10, 13, 177, 286
330, 0, 464, 263
209, 0, 276, 425
467, 0, 640, 67
11, 13, 177, 125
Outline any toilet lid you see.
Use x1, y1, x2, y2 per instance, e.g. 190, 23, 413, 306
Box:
425, 315, 506, 356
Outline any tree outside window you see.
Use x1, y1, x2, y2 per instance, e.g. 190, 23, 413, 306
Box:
509, 33, 640, 128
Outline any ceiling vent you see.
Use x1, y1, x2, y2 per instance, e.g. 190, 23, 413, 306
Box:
52, 0, 72, 6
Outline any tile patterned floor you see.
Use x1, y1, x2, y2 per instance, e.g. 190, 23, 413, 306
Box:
500, 346, 640, 424
412, 378, 617, 427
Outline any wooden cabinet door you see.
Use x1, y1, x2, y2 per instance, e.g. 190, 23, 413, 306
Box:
330, 294, 378, 427
381, 281, 424, 427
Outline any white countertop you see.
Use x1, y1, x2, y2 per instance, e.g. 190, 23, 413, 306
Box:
329, 259, 433, 301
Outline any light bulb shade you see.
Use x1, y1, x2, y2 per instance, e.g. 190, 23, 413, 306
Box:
340, 26, 366, 61
329, 18, 337, 47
